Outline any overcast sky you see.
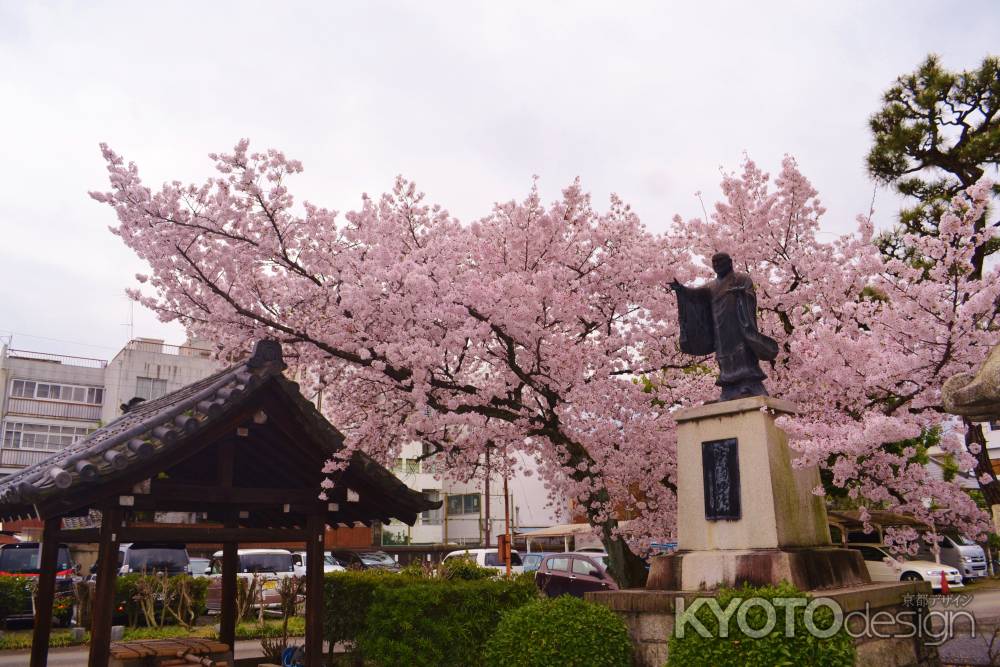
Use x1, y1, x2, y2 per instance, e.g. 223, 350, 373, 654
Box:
1, 1, 997, 359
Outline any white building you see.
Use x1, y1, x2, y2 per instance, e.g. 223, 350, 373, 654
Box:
101, 338, 222, 424
0, 348, 107, 474
985, 421, 1000, 472
381, 441, 566, 546
0, 338, 223, 477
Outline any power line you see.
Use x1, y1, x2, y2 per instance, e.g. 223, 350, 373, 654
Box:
0, 329, 119, 351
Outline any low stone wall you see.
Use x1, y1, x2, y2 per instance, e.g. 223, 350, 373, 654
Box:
586, 582, 940, 667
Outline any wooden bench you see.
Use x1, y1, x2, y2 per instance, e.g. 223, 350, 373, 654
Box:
109, 637, 234, 667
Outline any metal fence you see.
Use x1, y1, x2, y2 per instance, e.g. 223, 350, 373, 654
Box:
5, 349, 108, 369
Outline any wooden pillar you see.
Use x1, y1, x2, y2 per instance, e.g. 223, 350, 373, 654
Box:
29, 517, 61, 667
219, 541, 238, 650
89, 507, 121, 667
218, 439, 238, 650
305, 513, 326, 667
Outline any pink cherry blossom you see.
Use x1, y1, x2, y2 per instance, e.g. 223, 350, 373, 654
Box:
91, 143, 997, 558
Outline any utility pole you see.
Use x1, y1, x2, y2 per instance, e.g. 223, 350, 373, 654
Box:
503, 471, 511, 576
483, 446, 491, 547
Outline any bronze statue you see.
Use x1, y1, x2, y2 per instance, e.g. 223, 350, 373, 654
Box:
670, 252, 779, 401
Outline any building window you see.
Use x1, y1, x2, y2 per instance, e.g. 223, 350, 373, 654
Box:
3, 421, 92, 451
446, 493, 481, 515
464, 494, 481, 514
422, 490, 442, 524
405, 459, 421, 474
10, 379, 103, 405
991, 421, 1000, 431
420, 442, 443, 473
135, 377, 168, 401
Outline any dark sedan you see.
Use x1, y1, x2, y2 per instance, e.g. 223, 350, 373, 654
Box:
331, 550, 400, 571
535, 552, 617, 598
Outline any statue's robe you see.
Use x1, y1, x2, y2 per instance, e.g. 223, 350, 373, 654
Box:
674, 270, 778, 400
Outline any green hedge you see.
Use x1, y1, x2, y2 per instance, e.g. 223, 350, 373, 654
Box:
484, 596, 631, 667
323, 570, 410, 650
0, 576, 32, 623
323, 570, 538, 666
667, 582, 855, 667
437, 557, 495, 580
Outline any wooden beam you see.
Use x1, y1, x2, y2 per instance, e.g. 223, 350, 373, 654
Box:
305, 513, 326, 667
89, 507, 121, 667
218, 438, 235, 487
111, 494, 329, 514
29, 517, 60, 667
121, 526, 309, 543
56, 522, 333, 544
148, 481, 321, 505
54, 528, 100, 544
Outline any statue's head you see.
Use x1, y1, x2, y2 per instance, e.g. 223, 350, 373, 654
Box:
711, 252, 733, 278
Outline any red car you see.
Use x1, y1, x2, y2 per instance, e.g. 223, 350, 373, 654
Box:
534, 552, 618, 598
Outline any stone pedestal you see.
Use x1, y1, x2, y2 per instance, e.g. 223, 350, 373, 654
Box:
649, 396, 869, 591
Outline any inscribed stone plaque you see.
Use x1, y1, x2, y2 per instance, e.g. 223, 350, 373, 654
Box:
701, 438, 741, 521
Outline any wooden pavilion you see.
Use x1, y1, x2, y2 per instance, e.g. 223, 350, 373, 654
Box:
0, 340, 439, 667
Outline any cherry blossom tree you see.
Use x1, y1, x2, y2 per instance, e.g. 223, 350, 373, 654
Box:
92, 142, 997, 584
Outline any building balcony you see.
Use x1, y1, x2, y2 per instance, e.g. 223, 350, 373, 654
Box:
6, 398, 102, 421
0, 448, 52, 469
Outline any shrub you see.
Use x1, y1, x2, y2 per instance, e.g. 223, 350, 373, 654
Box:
260, 575, 306, 661
108, 574, 209, 628
483, 596, 631, 667
438, 557, 495, 580
667, 582, 855, 667
323, 570, 410, 652
114, 574, 144, 626
349, 575, 536, 667
0, 576, 32, 623
324, 568, 537, 666
398, 561, 430, 578
52, 593, 73, 626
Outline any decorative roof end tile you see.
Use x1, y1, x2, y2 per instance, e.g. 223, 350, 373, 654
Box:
248, 339, 285, 370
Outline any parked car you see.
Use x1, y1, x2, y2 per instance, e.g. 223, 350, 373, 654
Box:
848, 544, 962, 590
442, 548, 524, 574
915, 534, 988, 582
188, 557, 212, 577
520, 552, 553, 573
292, 550, 346, 574
331, 550, 400, 572
205, 548, 300, 613
0, 542, 78, 627
118, 542, 191, 575
535, 552, 618, 598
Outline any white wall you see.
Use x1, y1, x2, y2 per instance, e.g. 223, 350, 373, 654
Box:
101, 339, 224, 423
985, 421, 1000, 460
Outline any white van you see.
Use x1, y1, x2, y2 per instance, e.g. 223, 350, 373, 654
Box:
292, 550, 345, 574
916, 535, 988, 582
206, 548, 300, 612
442, 548, 524, 574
